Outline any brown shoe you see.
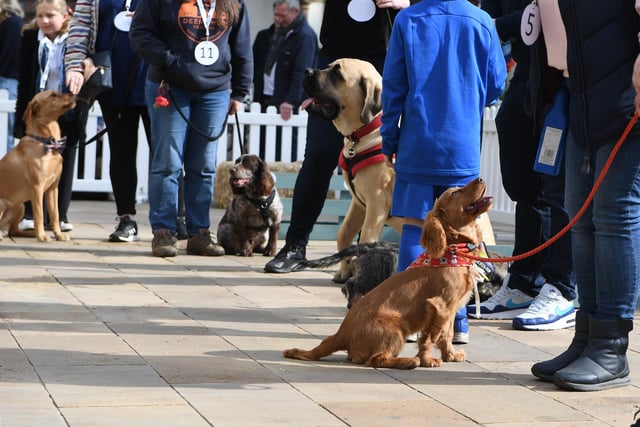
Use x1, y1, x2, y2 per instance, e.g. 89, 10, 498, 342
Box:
186, 229, 225, 256
152, 229, 178, 257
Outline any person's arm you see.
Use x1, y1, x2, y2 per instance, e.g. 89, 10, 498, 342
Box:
485, 22, 508, 105
380, 16, 407, 161
64, 0, 94, 94
228, 0, 253, 112
129, 0, 173, 69
281, 27, 317, 118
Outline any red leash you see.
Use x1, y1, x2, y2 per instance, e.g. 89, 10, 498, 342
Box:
459, 114, 639, 264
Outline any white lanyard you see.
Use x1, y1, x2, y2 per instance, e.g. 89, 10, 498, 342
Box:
39, 37, 56, 91
196, 0, 216, 39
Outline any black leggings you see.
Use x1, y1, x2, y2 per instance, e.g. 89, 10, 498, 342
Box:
99, 102, 150, 217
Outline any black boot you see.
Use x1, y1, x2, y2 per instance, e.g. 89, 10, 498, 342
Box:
531, 310, 589, 381
553, 318, 633, 391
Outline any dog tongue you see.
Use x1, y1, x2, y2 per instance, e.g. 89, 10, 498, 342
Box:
300, 98, 314, 111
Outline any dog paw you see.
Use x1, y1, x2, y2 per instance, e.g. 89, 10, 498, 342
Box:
36, 234, 51, 242
419, 357, 443, 368
332, 270, 350, 284
441, 349, 467, 363
54, 233, 70, 241
283, 348, 303, 359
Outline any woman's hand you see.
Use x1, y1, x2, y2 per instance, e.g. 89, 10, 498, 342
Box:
376, 0, 411, 10
66, 70, 85, 95
383, 153, 395, 169
228, 99, 244, 115
633, 53, 640, 115
279, 102, 294, 121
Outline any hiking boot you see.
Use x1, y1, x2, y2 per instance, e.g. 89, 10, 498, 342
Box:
264, 244, 306, 273
176, 216, 188, 240
186, 229, 225, 256
109, 216, 139, 242
512, 283, 576, 331
152, 229, 178, 257
467, 274, 534, 319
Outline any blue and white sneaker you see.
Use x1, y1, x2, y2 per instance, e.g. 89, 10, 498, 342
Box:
453, 306, 469, 344
467, 274, 534, 319
512, 283, 576, 331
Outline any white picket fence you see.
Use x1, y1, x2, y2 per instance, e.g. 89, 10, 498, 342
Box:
0, 90, 515, 224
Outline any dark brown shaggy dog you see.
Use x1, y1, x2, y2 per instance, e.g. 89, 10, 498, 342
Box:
217, 154, 283, 256
284, 178, 493, 369
0, 91, 75, 241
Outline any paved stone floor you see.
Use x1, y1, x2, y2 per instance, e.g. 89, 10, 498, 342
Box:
0, 201, 638, 426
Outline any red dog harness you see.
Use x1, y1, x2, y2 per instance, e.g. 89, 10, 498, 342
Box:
337, 115, 385, 206
407, 243, 477, 269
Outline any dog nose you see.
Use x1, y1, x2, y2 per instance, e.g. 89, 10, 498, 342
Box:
304, 68, 315, 77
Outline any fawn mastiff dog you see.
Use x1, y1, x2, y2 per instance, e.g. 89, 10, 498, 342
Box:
284, 178, 493, 369
0, 90, 75, 241
302, 58, 402, 282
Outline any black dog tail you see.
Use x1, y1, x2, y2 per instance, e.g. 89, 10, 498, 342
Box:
299, 241, 399, 269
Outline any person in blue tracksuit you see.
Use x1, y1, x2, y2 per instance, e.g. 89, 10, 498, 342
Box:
381, 0, 506, 343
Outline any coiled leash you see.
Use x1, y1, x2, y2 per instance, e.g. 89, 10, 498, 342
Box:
459, 113, 639, 264
162, 82, 230, 142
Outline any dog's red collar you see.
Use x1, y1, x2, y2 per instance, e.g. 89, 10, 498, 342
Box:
347, 114, 382, 143
28, 134, 66, 153
407, 243, 478, 269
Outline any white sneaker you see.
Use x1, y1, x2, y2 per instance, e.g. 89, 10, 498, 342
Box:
18, 218, 35, 231
406, 333, 419, 343
60, 221, 74, 232
512, 283, 576, 331
467, 274, 534, 319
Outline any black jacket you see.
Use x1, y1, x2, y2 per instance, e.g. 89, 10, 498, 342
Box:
252, 17, 318, 110
556, 0, 639, 149
129, 0, 253, 99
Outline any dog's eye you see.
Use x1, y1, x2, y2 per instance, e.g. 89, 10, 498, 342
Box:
329, 66, 344, 82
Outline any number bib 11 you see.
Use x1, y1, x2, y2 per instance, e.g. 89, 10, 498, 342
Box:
195, 41, 219, 66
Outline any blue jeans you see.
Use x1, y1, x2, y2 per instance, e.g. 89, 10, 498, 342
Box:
0, 77, 18, 150
564, 129, 640, 320
145, 80, 229, 234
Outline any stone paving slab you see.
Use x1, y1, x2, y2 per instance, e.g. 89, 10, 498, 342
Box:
0, 201, 638, 426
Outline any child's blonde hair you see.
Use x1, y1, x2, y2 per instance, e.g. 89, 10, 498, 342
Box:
24, 0, 71, 33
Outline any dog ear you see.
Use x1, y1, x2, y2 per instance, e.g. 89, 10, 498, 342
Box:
421, 209, 447, 257
359, 76, 382, 124
257, 158, 275, 195
23, 99, 36, 124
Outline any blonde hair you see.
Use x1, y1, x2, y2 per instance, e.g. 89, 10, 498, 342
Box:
0, 0, 24, 21
23, 0, 71, 33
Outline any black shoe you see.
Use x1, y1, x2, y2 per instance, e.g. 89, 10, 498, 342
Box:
176, 216, 188, 240
109, 217, 139, 242
264, 244, 306, 273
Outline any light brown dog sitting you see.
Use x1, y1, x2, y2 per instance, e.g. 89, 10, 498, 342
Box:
302, 58, 403, 283
0, 90, 75, 241
284, 178, 493, 369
